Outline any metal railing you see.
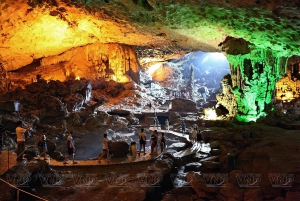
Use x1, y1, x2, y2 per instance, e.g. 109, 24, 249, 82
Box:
0, 178, 48, 201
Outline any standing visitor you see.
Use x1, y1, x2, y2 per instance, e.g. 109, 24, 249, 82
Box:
191, 127, 197, 143
197, 129, 204, 147
159, 133, 167, 153
39, 130, 48, 160
16, 121, 32, 161
165, 119, 169, 131
150, 131, 157, 154
139, 128, 146, 155
63, 131, 77, 164
181, 121, 186, 134
97, 134, 109, 162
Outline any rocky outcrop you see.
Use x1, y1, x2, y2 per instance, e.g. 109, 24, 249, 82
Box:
107, 141, 129, 158
170, 98, 197, 113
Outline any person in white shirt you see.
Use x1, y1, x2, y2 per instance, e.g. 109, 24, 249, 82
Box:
97, 134, 109, 162
16, 121, 32, 161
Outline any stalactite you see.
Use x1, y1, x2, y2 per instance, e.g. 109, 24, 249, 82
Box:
225, 48, 287, 122
40, 43, 140, 83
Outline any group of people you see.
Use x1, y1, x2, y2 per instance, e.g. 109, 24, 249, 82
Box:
190, 126, 204, 146
138, 128, 167, 155
63, 131, 109, 164
13, 122, 170, 165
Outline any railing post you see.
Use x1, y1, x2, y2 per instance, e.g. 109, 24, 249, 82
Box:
17, 189, 19, 201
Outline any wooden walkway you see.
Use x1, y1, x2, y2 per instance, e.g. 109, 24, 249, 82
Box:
49, 152, 163, 167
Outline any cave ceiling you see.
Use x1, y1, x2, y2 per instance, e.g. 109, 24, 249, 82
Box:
0, 0, 299, 71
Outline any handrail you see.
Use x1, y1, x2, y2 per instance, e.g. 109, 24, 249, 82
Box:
0, 178, 48, 201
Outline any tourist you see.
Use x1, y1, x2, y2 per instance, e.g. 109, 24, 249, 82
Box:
197, 129, 204, 146
159, 133, 167, 153
39, 130, 48, 160
16, 121, 32, 161
191, 127, 197, 143
138, 128, 146, 155
150, 131, 157, 154
165, 119, 169, 131
63, 131, 77, 164
181, 120, 186, 134
153, 117, 158, 129
97, 133, 109, 162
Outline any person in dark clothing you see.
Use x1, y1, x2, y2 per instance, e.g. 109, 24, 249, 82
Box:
139, 128, 146, 155
63, 131, 77, 164
150, 130, 158, 154
39, 130, 48, 160
159, 133, 167, 153
181, 121, 186, 134
197, 129, 204, 147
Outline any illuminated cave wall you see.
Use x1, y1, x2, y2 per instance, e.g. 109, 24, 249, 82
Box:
275, 59, 300, 102
225, 49, 287, 122
18, 43, 140, 84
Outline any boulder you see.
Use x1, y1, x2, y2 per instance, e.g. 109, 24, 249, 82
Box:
170, 98, 197, 112
106, 80, 125, 97
40, 95, 68, 117
50, 151, 65, 161
0, 100, 17, 112
84, 112, 109, 131
202, 161, 221, 170
46, 139, 57, 154
192, 153, 209, 162
168, 112, 181, 123
286, 191, 300, 201
67, 113, 82, 127
210, 149, 221, 156
168, 142, 187, 152
64, 93, 84, 112
186, 172, 218, 194
199, 156, 220, 163
92, 89, 108, 103
24, 146, 39, 160
220, 182, 244, 201
163, 153, 182, 167
106, 115, 129, 130
244, 189, 263, 201
209, 140, 220, 149
108, 141, 129, 158
125, 113, 139, 125
184, 162, 202, 172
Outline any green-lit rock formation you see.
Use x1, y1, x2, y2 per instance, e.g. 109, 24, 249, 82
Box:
226, 48, 287, 122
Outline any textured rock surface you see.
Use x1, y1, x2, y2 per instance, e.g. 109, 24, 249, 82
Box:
1, 0, 299, 72
107, 140, 129, 158
170, 98, 197, 112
